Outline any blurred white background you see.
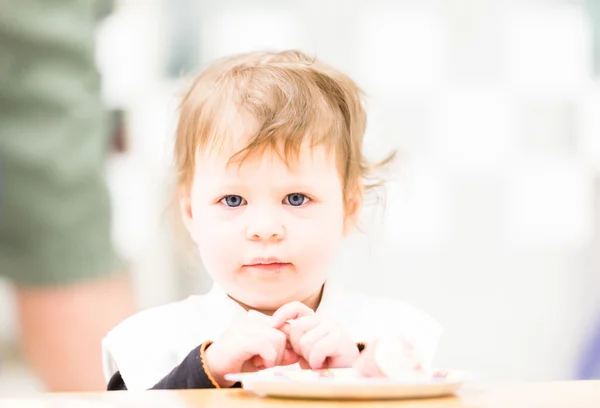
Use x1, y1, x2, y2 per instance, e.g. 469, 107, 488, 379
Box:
2, 0, 600, 390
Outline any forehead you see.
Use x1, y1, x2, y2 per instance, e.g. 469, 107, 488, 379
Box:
195, 143, 339, 186
194, 109, 341, 186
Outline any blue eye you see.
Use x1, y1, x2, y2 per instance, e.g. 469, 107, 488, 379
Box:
285, 193, 309, 207
221, 195, 246, 207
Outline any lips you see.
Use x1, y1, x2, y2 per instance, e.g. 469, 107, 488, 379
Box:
243, 258, 291, 271
245, 257, 287, 265
245, 263, 289, 271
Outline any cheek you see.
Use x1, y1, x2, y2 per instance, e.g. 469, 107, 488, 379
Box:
188, 209, 241, 263
290, 208, 345, 261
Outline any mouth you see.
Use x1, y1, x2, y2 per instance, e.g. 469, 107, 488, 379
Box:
243, 258, 291, 272
244, 263, 290, 271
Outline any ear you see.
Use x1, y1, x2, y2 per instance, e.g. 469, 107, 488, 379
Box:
343, 182, 363, 236
179, 186, 199, 243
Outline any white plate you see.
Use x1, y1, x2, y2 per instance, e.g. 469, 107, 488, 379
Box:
225, 368, 466, 400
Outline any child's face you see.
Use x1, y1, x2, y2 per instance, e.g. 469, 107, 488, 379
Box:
182, 121, 357, 311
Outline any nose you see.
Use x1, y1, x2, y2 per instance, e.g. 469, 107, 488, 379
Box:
245, 207, 285, 241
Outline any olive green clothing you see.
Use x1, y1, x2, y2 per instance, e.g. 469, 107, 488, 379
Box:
0, 0, 121, 286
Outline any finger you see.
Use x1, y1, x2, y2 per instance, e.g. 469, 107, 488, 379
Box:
308, 332, 342, 369
270, 301, 315, 328
280, 348, 301, 366
243, 335, 278, 369
251, 336, 298, 370
298, 323, 331, 362
289, 316, 322, 332
298, 357, 311, 369
278, 326, 295, 360
286, 317, 321, 356
264, 328, 288, 367
280, 322, 292, 337
250, 355, 266, 371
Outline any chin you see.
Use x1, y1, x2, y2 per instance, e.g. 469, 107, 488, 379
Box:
232, 287, 297, 311
224, 278, 323, 312
243, 294, 291, 311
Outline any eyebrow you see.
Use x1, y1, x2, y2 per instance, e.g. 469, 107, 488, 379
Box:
205, 181, 320, 195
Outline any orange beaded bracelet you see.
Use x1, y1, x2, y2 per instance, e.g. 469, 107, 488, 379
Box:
199, 341, 220, 389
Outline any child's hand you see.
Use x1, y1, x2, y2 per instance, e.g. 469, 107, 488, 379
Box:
271, 301, 359, 370
204, 310, 300, 388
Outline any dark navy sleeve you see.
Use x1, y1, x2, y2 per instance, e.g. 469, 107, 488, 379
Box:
106, 343, 242, 390
150, 344, 217, 390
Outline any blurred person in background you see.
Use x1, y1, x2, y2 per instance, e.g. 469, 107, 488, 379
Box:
0, 0, 136, 391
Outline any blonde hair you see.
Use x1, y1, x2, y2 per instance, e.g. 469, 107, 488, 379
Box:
174, 50, 395, 208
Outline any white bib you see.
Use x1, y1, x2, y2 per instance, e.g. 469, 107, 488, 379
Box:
102, 281, 442, 391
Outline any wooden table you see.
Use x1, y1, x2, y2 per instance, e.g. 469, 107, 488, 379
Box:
2, 381, 600, 407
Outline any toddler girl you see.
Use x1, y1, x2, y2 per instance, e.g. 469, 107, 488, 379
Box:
102, 50, 442, 391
